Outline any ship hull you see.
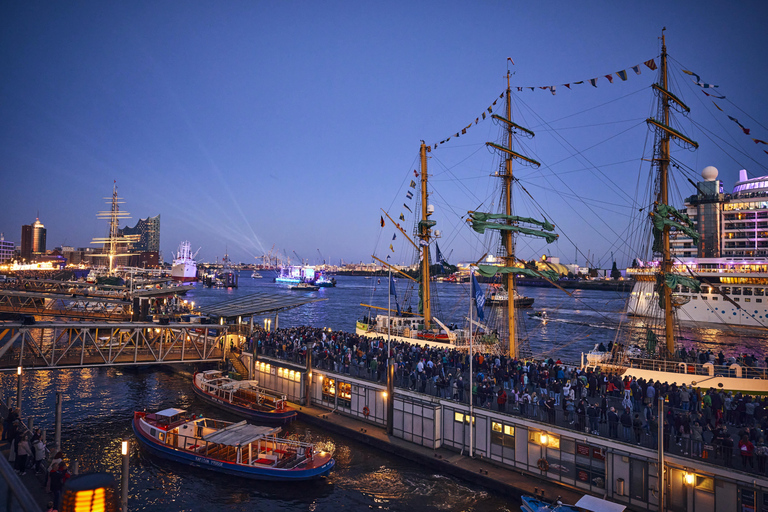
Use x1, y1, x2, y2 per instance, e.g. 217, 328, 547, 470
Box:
627, 279, 768, 327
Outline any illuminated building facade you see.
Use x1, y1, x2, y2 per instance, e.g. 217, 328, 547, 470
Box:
671, 167, 768, 259
20, 217, 46, 261
0, 234, 14, 263
118, 214, 160, 253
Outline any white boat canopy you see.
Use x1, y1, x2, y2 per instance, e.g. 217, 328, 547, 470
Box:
202, 420, 281, 446
574, 495, 626, 512
155, 408, 187, 418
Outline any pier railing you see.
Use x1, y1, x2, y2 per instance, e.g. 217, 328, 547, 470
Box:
624, 357, 768, 380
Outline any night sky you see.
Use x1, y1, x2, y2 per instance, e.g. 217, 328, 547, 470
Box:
1, 2, 766, 268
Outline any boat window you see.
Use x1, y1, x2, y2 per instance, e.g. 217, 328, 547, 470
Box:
712, 297, 718, 301
681, 286, 689, 293
702, 296, 707, 300
756, 288, 765, 296
322, 378, 336, 402
691, 296, 697, 300
744, 288, 753, 296
757, 298, 763, 303
721, 287, 731, 294
734, 298, 740, 302
733, 287, 742, 295
745, 298, 751, 302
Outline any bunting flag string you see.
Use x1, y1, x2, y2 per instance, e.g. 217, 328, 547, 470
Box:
380, 216, 385, 227
406, 190, 413, 200
399, 213, 405, 221
392, 233, 396, 240
429, 57, 658, 151
409, 180, 416, 188
403, 203, 412, 213
683, 69, 719, 89
753, 139, 768, 146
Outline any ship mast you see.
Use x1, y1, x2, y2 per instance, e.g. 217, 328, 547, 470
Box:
419, 142, 432, 330
503, 72, 517, 359
659, 32, 675, 357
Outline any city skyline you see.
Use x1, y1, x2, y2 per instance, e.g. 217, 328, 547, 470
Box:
2, 2, 767, 268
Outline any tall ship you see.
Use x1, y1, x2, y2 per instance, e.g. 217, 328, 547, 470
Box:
356, 68, 558, 354
171, 241, 199, 282
590, 31, 767, 393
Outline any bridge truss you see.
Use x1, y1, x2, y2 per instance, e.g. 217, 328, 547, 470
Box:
0, 322, 228, 371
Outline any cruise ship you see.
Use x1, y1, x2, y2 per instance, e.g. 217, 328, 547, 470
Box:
171, 241, 199, 282
627, 167, 768, 327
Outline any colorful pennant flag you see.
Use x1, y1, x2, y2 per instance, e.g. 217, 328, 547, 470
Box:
713, 101, 723, 112
728, 116, 751, 135
403, 203, 412, 213
471, 271, 485, 321
616, 70, 628, 81
418, 239, 428, 246
406, 191, 413, 200
413, 169, 418, 177
644, 59, 657, 70
392, 233, 396, 240
682, 69, 701, 82
573, 81, 584, 84
632, 65, 641, 75
589, 78, 598, 87
389, 244, 394, 252
508, 57, 515, 65
409, 180, 416, 188
753, 139, 768, 145
399, 213, 405, 221
702, 90, 726, 99
380, 216, 385, 227
605, 74, 614, 83
550, 86, 556, 95
563, 84, 571, 89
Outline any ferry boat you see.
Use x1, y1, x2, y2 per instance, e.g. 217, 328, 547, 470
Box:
192, 370, 297, 424
171, 241, 199, 282
132, 408, 334, 481
251, 271, 263, 278
626, 258, 768, 327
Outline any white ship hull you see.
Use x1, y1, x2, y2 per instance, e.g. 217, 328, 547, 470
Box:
171, 262, 197, 282
627, 278, 768, 327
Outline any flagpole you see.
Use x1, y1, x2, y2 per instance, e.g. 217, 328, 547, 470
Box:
469, 267, 474, 458
386, 264, 394, 435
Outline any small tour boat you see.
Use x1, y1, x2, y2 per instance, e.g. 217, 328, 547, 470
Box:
521, 494, 625, 512
132, 408, 334, 481
290, 282, 319, 291
192, 370, 297, 424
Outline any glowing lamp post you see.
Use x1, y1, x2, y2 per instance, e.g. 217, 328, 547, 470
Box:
16, 366, 22, 413
60, 473, 118, 512
121, 440, 130, 511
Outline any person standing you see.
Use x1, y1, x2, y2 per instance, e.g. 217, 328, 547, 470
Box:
608, 407, 619, 439
497, 387, 507, 412
49, 462, 71, 511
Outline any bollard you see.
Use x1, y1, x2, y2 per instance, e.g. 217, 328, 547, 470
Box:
41, 429, 46, 444
72, 460, 79, 475
27, 416, 34, 433
55, 392, 62, 452
121, 439, 130, 512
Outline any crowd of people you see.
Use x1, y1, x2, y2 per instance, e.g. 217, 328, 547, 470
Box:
247, 325, 768, 475
2, 407, 71, 511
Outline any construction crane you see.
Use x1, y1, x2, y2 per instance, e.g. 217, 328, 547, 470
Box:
317, 249, 325, 265
293, 251, 305, 266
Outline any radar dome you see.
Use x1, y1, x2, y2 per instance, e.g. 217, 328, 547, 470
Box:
701, 166, 718, 181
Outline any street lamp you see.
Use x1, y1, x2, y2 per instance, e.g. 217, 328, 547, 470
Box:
16, 366, 22, 413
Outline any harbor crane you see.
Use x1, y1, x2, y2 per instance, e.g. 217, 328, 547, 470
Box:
293, 251, 305, 266
317, 249, 326, 265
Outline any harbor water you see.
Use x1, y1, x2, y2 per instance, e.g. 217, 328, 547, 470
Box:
2, 272, 767, 511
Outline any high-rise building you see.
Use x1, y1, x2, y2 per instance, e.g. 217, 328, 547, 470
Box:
118, 214, 160, 253
20, 217, 46, 261
671, 167, 768, 259
0, 234, 14, 263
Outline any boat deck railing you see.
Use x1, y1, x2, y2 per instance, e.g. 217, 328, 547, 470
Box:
623, 357, 768, 380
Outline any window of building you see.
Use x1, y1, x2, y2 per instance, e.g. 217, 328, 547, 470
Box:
722, 287, 731, 294
712, 296, 718, 301
746, 298, 751, 302
744, 287, 753, 296
756, 288, 765, 296
733, 287, 742, 295
491, 422, 515, 447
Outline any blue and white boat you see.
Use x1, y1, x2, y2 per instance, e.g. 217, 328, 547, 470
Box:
133, 408, 335, 481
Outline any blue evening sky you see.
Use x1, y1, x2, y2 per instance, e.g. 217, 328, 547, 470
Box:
1, 2, 766, 268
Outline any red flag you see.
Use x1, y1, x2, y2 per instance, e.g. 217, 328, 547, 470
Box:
753, 138, 768, 145
507, 57, 515, 65
644, 59, 657, 71
413, 169, 418, 177
563, 84, 571, 89
605, 74, 614, 83
380, 216, 385, 227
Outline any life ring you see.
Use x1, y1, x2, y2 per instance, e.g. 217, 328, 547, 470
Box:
363, 406, 370, 417
537, 458, 549, 472
305, 446, 312, 459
